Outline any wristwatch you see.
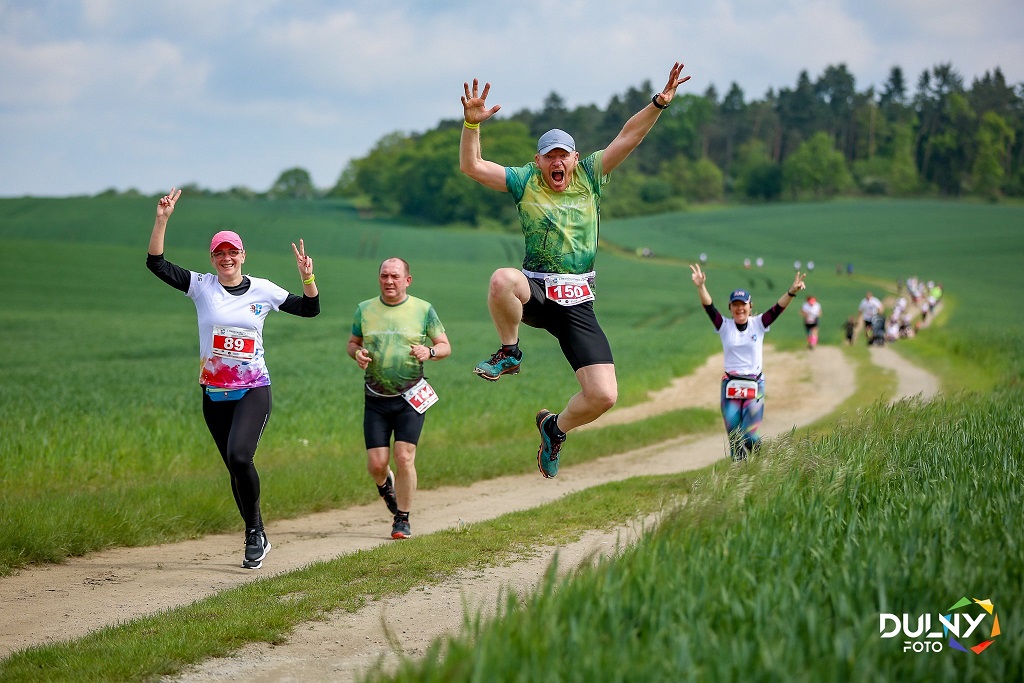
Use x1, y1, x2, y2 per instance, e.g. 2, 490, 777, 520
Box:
429, 347, 436, 358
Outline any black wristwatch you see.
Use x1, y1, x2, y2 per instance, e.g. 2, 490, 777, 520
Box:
429, 347, 436, 358
652, 94, 669, 110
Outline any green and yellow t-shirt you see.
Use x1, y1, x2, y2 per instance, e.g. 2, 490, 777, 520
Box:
505, 150, 607, 275
352, 295, 445, 396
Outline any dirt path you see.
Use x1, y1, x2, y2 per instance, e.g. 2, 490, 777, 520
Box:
0, 345, 935, 680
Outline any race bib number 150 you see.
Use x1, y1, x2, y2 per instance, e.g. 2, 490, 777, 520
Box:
544, 274, 595, 307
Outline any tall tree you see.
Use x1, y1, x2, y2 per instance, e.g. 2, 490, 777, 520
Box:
776, 71, 820, 161
815, 64, 857, 159
268, 167, 316, 199
971, 111, 1015, 199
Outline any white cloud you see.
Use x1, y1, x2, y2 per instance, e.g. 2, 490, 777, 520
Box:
0, 0, 1021, 196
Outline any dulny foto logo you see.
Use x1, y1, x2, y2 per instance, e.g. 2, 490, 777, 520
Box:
880, 596, 1001, 654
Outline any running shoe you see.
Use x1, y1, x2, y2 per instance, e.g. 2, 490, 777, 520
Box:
536, 409, 565, 479
242, 529, 271, 570
473, 347, 522, 381
378, 470, 399, 516
391, 516, 412, 540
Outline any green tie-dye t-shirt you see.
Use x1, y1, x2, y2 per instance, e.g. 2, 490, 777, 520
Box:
352, 295, 445, 396
505, 150, 607, 275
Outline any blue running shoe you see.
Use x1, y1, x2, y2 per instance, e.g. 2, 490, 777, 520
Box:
536, 410, 565, 478
391, 516, 412, 540
474, 347, 522, 381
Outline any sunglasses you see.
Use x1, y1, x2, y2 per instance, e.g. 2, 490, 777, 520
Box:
212, 249, 243, 258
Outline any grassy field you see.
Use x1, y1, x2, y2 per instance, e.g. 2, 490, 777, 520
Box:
0, 196, 1021, 680
0, 197, 1021, 573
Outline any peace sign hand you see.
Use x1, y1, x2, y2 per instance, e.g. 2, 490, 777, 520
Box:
292, 239, 313, 279
689, 263, 707, 288
156, 188, 181, 221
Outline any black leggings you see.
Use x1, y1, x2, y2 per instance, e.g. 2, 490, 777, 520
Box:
201, 385, 272, 531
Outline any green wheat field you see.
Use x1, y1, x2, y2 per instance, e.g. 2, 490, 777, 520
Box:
0, 196, 1021, 681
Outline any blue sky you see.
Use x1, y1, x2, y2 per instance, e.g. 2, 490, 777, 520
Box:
1, 0, 1021, 197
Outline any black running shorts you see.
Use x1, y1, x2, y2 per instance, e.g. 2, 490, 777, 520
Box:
363, 394, 426, 449
521, 277, 614, 371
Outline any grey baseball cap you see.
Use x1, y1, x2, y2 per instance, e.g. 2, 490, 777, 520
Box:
537, 129, 576, 155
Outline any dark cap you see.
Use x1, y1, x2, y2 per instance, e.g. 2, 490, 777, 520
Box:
729, 289, 751, 304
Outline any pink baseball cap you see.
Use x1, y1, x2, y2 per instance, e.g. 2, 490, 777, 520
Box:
210, 230, 244, 252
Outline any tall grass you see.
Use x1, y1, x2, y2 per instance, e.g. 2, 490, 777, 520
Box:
378, 389, 1023, 682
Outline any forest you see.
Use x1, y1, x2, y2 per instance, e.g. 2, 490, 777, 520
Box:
159, 61, 1022, 227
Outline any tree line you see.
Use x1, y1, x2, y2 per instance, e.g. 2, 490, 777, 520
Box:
129, 61, 1022, 227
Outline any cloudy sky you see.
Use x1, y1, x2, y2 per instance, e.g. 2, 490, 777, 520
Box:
1, 0, 1021, 197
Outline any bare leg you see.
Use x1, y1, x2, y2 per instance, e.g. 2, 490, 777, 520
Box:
392, 441, 418, 512
366, 447, 391, 486
555, 363, 618, 432
487, 268, 531, 345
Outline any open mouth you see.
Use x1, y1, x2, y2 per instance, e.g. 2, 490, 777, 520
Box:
552, 170, 564, 183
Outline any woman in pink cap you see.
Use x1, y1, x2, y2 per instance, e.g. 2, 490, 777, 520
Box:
689, 264, 806, 461
146, 188, 319, 569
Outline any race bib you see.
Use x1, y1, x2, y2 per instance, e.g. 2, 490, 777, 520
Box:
212, 325, 257, 361
725, 379, 759, 400
544, 274, 595, 307
402, 378, 438, 414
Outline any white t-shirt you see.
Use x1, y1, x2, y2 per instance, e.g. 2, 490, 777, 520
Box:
717, 316, 770, 377
801, 301, 822, 324
858, 296, 883, 320
187, 272, 289, 389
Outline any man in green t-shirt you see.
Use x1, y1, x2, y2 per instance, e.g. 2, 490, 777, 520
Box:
347, 258, 451, 539
458, 61, 691, 479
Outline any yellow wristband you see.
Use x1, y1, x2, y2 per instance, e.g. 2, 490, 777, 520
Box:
302, 274, 315, 285
463, 120, 480, 130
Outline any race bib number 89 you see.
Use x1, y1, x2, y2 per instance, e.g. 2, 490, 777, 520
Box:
212, 325, 257, 361
544, 274, 595, 307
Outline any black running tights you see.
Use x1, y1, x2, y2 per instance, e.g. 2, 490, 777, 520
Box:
201, 385, 272, 531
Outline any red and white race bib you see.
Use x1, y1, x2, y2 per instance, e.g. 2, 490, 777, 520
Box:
725, 379, 759, 400
544, 274, 595, 307
402, 378, 439, 414
211, 325, 257, 361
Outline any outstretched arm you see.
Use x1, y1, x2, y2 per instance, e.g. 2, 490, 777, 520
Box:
603, 61, 691, 174
148, 188, 181, 255
459, 79, 508, 191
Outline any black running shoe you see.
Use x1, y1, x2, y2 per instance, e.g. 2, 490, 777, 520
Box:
242, 529, 271, 570
378, 470, 399, 515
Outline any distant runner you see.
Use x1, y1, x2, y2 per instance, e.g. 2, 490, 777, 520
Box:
858, 291, 884, 343
347, 258, 451, 540
800, 295, 822, 349
690, 263, 806, 461
147, 188, 320, 569
459, 60, 691, 478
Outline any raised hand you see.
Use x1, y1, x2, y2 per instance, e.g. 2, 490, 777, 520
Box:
656, 61, 691, 106
690, 263, 707, 288
292, 239, 313, 279
461, 79, 501, 125
791, 271, 808, 293
156, 188, 181, 221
